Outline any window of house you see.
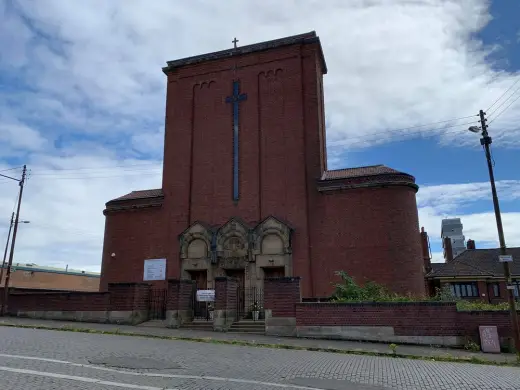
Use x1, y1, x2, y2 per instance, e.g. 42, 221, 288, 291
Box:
513, 280, 520, 298
450, 282, 479, 298
492, 283, 500, 297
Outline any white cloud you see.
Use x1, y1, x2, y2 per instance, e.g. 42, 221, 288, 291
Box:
0, 121, 47, 151
418, 181, 520, 254
1, 0, 520, 272
1, 0, 518, 147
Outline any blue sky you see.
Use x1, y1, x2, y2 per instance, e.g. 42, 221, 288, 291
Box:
1, 0, 520, 271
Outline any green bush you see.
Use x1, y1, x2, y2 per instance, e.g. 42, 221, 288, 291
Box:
331, 271, 419, 302
331, 271, 519, 311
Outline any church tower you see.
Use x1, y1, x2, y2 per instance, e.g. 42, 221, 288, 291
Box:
101, 32, 425, 298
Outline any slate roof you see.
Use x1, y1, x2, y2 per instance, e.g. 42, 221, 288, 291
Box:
163, 31, 327, 74
320, 165, 408, 180
107, 189, 163, 204
427, 247, 520, 278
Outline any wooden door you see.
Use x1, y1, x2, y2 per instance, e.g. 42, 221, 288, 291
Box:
225, 269, 245, 289
190, 270, 208, 290
263, 267, 285, 279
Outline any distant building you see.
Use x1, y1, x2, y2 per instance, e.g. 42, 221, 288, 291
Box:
441, 218, 466, 260
0, 263, 100, 291
426, 246, 520, 304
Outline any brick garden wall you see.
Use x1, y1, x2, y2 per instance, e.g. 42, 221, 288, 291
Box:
264, 277, 301, 317
1, 283, 150, 314
8, 291, 110, 312
264, 276, 519, 346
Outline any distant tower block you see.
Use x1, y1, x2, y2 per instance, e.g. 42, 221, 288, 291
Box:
441, 218, 466, 260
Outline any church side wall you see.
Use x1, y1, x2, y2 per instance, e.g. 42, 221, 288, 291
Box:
100, 208, 167, 291
310, 186, 425, 297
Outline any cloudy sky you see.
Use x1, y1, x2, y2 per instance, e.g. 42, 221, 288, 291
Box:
1, 0, 519, 272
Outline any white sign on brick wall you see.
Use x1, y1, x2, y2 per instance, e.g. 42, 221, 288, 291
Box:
143, 258, 166, 281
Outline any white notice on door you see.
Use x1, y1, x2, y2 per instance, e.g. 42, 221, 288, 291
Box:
143, 258, 166, 281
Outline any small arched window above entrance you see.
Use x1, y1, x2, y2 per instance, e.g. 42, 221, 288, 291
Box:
187, 239, 208, 259
261, 234, 283, 255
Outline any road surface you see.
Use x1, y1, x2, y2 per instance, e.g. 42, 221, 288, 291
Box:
0, 327, 518, 389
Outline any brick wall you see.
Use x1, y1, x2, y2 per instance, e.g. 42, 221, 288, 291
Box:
215, 277, 238, 312
296, 302, 459, 336
310, 186, 425, 298
108, 283, 150, 311
166, 279, 195, 311
100, 207, 168, 291
296, 302, 519, 340
8, 291, 110, 313
264, 277, 301, 317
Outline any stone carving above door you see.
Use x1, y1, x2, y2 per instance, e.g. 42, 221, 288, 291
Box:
252, 216, 292, 256
179, 222, 213, 260
179, 216, 293, 265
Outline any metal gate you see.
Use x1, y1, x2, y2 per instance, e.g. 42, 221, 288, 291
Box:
192, 288, 212, 321
148, 288, 167, 320
237, 287, 264, 321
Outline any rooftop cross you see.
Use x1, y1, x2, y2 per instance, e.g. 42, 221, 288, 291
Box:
232, 37, 239, 49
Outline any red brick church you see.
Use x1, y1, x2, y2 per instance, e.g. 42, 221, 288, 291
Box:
100, 31, 425, 298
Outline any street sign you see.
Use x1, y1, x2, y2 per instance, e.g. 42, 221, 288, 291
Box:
498, 255, 513, 263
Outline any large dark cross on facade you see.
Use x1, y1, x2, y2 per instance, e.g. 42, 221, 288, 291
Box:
226, 80, 247, 202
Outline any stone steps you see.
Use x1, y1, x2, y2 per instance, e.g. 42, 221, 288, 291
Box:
228, 320, 265, 334
180, 320, 214, 331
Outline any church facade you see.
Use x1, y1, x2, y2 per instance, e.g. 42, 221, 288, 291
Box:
100, 32, 425, 298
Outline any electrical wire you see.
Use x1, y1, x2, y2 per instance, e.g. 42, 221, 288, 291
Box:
487, 85, 520, 117
488, 92, 520, 125
336, 114, 478, 142
32, 162, 162, 174
333, 120, 480, 148
0, 166, 23, 173
30, 166, 162, 177
486, 77, 520, 112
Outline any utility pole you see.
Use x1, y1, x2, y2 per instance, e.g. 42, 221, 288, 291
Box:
0, 213, 15, 285
1, 165, 27, 316
477, 110, 520, 354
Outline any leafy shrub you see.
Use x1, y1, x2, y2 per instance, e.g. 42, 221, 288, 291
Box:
331, 271, 518, 311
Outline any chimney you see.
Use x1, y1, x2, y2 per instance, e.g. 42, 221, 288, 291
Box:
467, 239, 476, 250
443, 236, 454, 263
420, 227, 432, 273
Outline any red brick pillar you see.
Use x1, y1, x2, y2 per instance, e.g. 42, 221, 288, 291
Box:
165, 279, 195, 328
108, 283, 151, 324
214, 277, 238, 331
264, 277, 301, 336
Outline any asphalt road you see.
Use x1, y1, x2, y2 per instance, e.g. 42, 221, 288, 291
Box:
0, 327, 518, 390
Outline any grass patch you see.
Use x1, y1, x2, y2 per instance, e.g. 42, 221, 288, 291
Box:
0, 322, 518, 367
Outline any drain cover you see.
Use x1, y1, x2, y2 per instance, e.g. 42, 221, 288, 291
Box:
88, 356, 182, 370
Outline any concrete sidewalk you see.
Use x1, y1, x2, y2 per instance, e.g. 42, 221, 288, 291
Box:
0, 317, 517, 365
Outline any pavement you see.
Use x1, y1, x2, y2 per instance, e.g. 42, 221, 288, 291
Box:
0, 317, 516, 364
0, 322, 519, 389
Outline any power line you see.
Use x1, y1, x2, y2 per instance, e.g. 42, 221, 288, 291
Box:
31, 162, 162, 174
28, 171, 161, 181
332, 120, 479, 148
486, 76, 520, 112
488, 92, 520, 125
30, 166, 162, 177
333, 114, 477, 143
0, 166, 23, 173
487, 85, 520, 117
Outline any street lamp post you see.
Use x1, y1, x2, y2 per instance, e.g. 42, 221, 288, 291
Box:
469, 110, 520, 355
